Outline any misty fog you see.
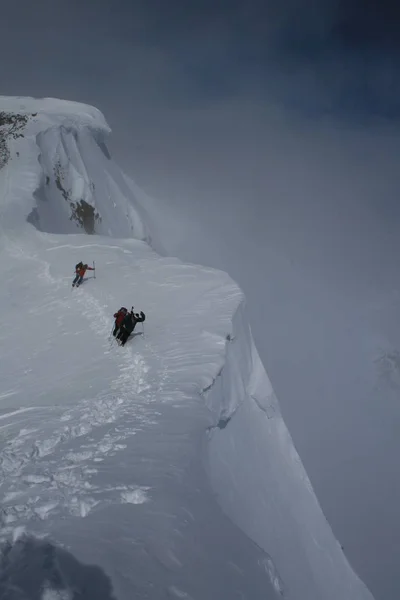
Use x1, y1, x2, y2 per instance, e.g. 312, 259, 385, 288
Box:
109, 105, 400, 599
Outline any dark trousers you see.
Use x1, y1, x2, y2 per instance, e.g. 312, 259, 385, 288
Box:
72, 274, 83, 286
117, 327, 130, 346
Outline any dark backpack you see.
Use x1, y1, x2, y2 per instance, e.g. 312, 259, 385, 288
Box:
75, 262, 83, 271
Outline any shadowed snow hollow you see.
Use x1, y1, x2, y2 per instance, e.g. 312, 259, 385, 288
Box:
0, 96, 375, 600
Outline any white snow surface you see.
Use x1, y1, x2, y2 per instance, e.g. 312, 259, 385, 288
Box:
0, 97, 375, 599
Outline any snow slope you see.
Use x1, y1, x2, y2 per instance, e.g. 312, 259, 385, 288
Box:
0, 97, 375, 599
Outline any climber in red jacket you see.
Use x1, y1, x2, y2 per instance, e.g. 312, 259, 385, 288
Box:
72, 262, 95, 287
113, 306, 130, 337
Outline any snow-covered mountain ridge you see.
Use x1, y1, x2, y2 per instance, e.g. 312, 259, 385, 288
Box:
0, 96, 147, 239
0, 97, 375, 600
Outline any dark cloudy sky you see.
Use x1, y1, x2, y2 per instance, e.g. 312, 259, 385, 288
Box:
2, 3, 400, 600
1, 0, 399, 118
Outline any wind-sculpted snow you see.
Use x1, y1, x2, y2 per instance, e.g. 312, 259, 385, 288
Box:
0, 97, 375, 599
0, 96, 147, 239
203, 304, 375, 599
0, 95, 110, 133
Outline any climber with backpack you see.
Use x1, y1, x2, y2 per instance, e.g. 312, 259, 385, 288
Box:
72, 262, 95, 287
112, 306, 130, 337
117, 309, 145, 346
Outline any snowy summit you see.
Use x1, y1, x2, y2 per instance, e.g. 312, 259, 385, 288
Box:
0, 96, 374, 600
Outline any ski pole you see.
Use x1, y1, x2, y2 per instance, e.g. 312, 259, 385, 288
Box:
93, 260, 96, 278
142, 322, 145, 338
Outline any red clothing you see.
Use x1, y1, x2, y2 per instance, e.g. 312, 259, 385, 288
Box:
114, 309, 127, 327
77, 265, 94, 277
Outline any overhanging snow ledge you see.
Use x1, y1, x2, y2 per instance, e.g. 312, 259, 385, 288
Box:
201, 298, 375, 600
202, 298, 280, 426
